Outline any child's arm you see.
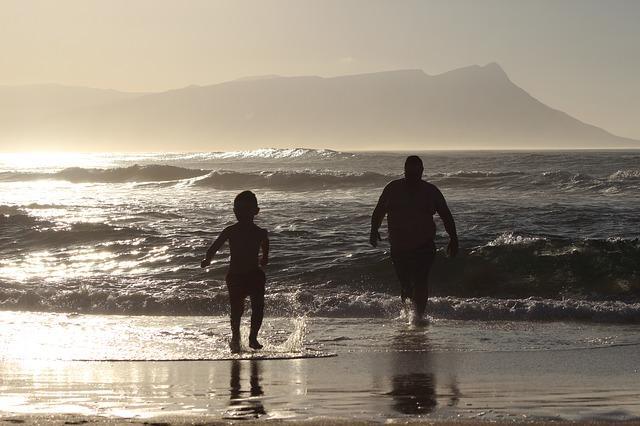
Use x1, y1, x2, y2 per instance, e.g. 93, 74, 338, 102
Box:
200, 228, 230, 268
259, 230, 269, 268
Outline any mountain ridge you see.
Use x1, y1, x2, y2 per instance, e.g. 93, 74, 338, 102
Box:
1, 63, 637, 151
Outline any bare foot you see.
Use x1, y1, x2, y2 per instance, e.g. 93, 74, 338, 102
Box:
400, 284, 413, 303
229, 338, 241, 353
411, 314, 430, 327
249, 338, 263, 350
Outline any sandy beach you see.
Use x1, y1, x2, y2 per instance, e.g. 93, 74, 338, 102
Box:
2, 342, 639, 423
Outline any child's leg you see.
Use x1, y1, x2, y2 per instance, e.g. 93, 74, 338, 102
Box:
230, 293, 245, 342
227, 275, 245, 350
249, 293, 264, 340
248, 270, 266, 349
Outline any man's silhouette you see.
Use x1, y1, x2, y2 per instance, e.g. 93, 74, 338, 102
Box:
370, 155, 458, 320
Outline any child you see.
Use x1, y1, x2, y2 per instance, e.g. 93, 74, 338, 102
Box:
201, 191, 269, 353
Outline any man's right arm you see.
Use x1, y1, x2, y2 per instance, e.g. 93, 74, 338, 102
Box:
260, 229, 269, 268
370, 186, 389, 247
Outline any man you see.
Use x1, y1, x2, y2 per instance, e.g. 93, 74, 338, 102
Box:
370, 155, 458, 320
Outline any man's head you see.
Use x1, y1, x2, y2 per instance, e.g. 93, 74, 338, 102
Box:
233, 190, 259, 222
404, 155, 424, 183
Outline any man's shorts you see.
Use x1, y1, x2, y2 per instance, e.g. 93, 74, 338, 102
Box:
391, 242, 436, 298
226, 269, 266, 302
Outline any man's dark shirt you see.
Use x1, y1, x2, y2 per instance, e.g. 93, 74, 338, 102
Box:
374, 179, 448, 252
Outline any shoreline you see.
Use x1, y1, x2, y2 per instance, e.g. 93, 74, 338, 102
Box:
1, 346, 639, 423
4, 414, 640, 425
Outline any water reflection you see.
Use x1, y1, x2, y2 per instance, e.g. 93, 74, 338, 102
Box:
223, 360, 266, 419
387, 329, 437, 415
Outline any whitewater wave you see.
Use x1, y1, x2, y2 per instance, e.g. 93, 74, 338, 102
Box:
297, 292, 640, 323
2, 234, 638, 320
202, 147, 355, 160
429, 169, 640, 192
2, 201, 638, 319
190, 170, 391, 190
529, 170, 640, 192
0, 164, 210, 183
485, 232, 546, 246
2, 281, 640, 323
92, 148, 358, 163
431, 170, 526, 178
287, 234, 640, 301
428, 296, 640, 322
608, 169, 640, 182
0, 164, 391, 189
1, 163, 639, 193
2, 205, 638, 301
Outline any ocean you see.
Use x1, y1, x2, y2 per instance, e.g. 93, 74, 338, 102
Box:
1, 149, 639, 361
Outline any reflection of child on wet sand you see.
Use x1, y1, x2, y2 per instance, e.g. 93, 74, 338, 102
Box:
201, 191, 269, 353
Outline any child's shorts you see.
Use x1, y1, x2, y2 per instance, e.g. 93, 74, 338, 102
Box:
226, 269, 266, 301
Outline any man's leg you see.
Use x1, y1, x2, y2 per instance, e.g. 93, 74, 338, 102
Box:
412, 244, 436, 319
392, 254, 413, 303
413, 282, 428, 319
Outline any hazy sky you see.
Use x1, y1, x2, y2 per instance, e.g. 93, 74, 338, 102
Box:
1, 0, 639, 139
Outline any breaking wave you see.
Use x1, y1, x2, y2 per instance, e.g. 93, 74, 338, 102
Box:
2, 283, 640, 323
2, 165, 638, 193
429, 169, 640, 192
0, 167, 392, 189
428, 296, 640, 323
0, 164, 209, 183
1, 215, 639, 321
200, 147, 356, 160
431, 170, 526, 178
190, 170, 391, 190
608, 169, 640, 182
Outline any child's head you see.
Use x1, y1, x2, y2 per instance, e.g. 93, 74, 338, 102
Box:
233, 190, 259, 222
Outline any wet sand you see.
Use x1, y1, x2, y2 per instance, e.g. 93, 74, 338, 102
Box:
3, 417, 640, 426
1, 344, 639, 423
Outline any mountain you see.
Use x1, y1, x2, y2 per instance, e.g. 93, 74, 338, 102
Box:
2, 64, 637, 151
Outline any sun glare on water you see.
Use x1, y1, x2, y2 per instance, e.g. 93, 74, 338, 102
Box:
0, 152, 118, 172
0, 152, 149, 283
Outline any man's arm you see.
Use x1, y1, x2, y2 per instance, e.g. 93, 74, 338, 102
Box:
260, 230, 269, 268
200, 228, 229, 268
434, 189, 458, 257
370, 187, 389, 247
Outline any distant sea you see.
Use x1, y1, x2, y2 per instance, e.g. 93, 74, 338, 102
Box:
1, 149, 639, 361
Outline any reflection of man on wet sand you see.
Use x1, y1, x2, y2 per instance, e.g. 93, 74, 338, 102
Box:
389, 332, 437, 414
388, 331, 460, 415
370, 156, 458, 320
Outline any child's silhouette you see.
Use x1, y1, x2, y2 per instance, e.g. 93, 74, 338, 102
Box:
201, 191, 269, 353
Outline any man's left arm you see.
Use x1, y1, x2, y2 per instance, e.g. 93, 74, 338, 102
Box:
434, 188, 458, 257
